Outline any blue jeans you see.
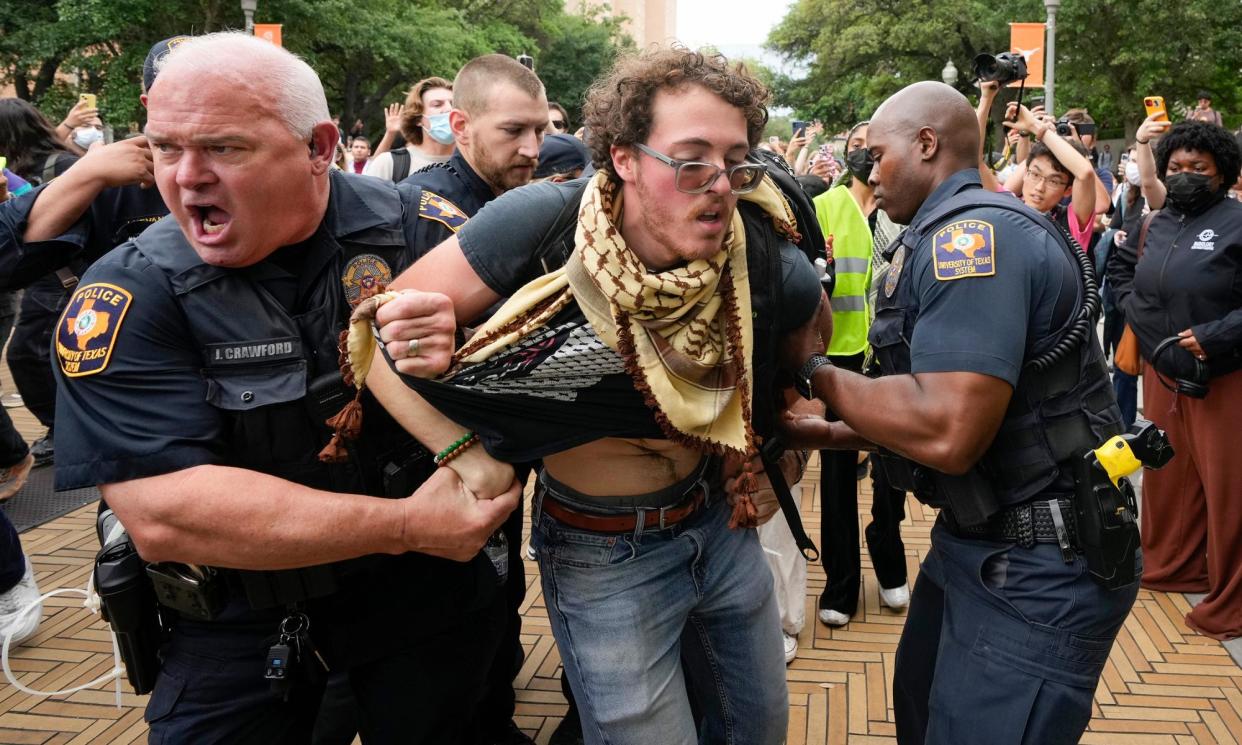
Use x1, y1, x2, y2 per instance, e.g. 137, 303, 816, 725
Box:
531, 476, 788, 745
1112, 369, 1137, 429
894, 518, 1139, 745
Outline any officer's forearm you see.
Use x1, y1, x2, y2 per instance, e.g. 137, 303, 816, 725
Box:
808, 365, 1010, 475
101, 465, 407, 569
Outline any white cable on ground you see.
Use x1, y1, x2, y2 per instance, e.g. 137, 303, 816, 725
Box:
1, 574, 126, 707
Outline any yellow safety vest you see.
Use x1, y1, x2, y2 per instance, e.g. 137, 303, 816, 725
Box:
813, 184, 873, 356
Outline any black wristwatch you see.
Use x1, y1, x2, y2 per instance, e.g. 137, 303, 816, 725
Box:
795, 354, 833, 400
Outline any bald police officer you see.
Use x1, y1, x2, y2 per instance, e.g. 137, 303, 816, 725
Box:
783, 82, 1137, 744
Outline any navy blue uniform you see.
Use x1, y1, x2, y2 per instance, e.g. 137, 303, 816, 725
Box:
52, 171, 504, 745
401, 150, 495, 262
872, 170, 1137, 745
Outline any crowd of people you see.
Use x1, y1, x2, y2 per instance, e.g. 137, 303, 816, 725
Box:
0, 28, 1237, 745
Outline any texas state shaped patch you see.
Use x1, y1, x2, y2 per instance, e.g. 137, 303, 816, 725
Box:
932, 219, 996, 281
56, 283, 133, 377
419, 191, 468, 233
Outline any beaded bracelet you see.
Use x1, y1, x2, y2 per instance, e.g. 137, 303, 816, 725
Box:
434, 432, 479, 466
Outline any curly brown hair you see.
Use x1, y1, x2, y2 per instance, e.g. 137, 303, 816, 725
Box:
399, 76, 453, 144
582, 47, 770, 180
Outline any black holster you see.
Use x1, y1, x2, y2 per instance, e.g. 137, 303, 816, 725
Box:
876, 452, 1001, 527
93, 514, 164, 695
1071, 454, 1140, 590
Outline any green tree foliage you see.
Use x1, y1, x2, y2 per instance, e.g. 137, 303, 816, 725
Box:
0, 0, 632, 139
767, 0, 1242, 137
537, 9, 635, 126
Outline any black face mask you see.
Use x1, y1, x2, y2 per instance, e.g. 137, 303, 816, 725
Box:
1165, 172, 1223, 215
845, 148, 874, 181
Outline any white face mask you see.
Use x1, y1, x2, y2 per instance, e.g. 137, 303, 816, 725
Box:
1125, 161, 1141, 187
73, 127, 104, 149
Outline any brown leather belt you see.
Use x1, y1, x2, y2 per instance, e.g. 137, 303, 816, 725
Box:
540, 487, 707, 534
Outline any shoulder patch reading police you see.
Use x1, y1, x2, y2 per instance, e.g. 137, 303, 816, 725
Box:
341, 253, 393, 307
932, 219, 996, 281
419, 191, 468, 233
56, 283, 133, 377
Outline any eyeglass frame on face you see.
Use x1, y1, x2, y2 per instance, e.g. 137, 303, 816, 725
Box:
633, 142, 765, 195
1024, 164, 1070, 190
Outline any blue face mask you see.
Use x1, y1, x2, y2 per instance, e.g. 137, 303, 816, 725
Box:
424, 113, 454, 145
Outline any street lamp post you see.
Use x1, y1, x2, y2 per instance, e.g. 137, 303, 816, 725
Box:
1045, 0, 1060, 113
941, 60, 959, 87
240, 0, 257, 34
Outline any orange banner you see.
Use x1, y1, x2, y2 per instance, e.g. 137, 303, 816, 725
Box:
1008, 23, 1045, 88
254, 24, 283, 47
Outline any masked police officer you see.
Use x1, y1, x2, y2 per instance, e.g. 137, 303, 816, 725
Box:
51, 32, 520, 744
782, 81, 1139, 744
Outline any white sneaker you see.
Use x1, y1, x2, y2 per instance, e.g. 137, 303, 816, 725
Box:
880, 584, 911, 610
817, 608, 850, 627
0, 558, 42, 646
523, 543, 537, 561
782, 632, 798, 664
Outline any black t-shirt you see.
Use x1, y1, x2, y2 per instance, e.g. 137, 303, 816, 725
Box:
415, 178, 823, 461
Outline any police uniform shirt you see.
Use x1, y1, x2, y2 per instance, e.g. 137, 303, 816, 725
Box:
878, 169, 1080, 388
401, 150, 496, 259
52, 170, 424, 491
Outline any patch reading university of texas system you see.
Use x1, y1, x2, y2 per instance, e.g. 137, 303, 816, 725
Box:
56, 283, 133, 377
932, 219, 996, 281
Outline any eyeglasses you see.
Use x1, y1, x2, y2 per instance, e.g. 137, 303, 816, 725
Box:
634, 143, 765, 195
1024, 167, 1069, 190
550, 119, 567, 131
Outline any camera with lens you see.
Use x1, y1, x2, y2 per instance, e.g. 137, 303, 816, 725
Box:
972, 52, 1028, 86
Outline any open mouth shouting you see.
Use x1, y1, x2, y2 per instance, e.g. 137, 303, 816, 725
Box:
186, 203, 233, 243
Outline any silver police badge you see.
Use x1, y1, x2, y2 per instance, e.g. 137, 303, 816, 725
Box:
884, 245, 906, 298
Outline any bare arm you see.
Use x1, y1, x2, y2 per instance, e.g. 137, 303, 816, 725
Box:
807, 366, 1010, 473
368, 245, 515, 495
23, 137, 154, 242
780, 299, 1011, 473
1134, 114, 1170, 209
101, 463, 519, 567
1005, 104, 1097, 224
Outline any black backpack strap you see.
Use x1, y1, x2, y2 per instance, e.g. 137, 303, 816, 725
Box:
760, 438, 820, 561
532, 179, 591, 273
390, 149, 411, 182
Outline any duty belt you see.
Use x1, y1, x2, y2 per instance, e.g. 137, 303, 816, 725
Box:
945, 497, 1080, 553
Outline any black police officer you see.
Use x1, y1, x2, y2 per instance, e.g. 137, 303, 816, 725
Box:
782, 82, 1137, 745
51, 33, 519, 744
